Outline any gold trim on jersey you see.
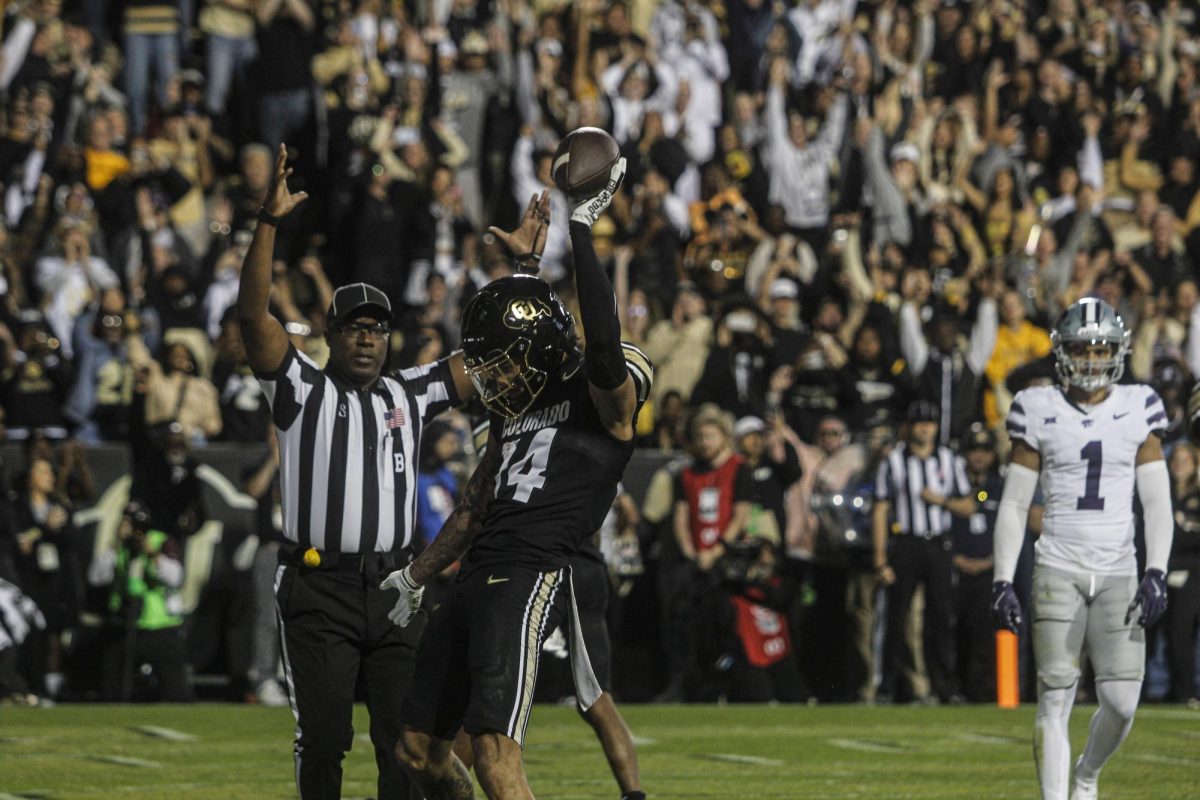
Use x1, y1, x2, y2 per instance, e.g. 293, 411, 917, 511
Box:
507, 570, 561, 743
620, 342, 654, 403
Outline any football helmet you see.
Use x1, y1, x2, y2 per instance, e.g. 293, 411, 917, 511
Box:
1050, 298, 1130, 391
461, 275, 578, 419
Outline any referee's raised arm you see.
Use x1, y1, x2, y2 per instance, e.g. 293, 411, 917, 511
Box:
237, 144, 307, 374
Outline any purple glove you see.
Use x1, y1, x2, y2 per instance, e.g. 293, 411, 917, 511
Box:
1126, 568, 1167, 627
991, 581, 1023, 633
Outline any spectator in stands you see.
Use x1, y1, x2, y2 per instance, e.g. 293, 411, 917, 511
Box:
756, 275, 807, 364
805, 417, 892, 701
763, 56, 847, 252
148, 104, 216, 253
1167, 442, 1200, 705
35, 220, 120, 359
129, 338, 221, 443
199, 0, 255, 134
733, 415, 801, 543
5, 456, 78, 699
64, 289, 143, 443
646, 389, 686, 451
0, 312, 72, 440
1132, 206, 1194, 294
121, 0, 182, 136
1134, 280, 1194, 381
89, 501, 191, 701
901, 286, 998, 447
211, 310, 268, 442
254, 0, 316, 153
664, 405, 752, 702
692, 304, 773, 418
643, 281, 712, 408
132, 422, 207, 541
414, 419, 461, 549
839, 322, 911, 434
984, 288, 1052, 426
240, 428, 288, 706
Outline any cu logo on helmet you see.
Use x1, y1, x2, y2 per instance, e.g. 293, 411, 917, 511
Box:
507, 299, 549, 323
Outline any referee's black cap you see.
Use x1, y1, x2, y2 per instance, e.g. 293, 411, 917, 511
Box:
906, 400, 939, 424
327, 282, 392, 325
963, 423, 995, 451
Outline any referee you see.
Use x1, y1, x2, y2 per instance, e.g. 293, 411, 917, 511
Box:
238, 146, 472, 799
872, 400, 975, 704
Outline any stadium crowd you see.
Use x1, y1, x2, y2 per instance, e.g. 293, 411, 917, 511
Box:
0, 0, 1199, 711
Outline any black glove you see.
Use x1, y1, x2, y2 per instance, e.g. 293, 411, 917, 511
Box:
1126, 568, 1167, 627
991, 580, 1022, 633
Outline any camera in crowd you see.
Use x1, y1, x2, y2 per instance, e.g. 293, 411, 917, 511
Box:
119, 500, 153, 550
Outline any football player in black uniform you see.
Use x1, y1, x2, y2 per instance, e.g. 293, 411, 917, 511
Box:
381, 159, 651, 800
447, 405, 645, 799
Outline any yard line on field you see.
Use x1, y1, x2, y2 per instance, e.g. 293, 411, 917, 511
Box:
700, 753, 785, 766
0, 793, 51, 800
89, 755, 162, 768
630, 735, 657, 746
1133, 708, 1200, 721
1130, 753, 1198, 767
131, 725, 197, 742
829, 738, 911, 753
955, 732, 1025, 746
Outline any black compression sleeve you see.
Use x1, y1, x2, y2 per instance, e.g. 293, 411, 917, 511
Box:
569, 220, 627, 390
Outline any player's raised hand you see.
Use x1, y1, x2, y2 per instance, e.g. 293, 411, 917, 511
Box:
380, 566, 425, 627
489, 190, 550, 269
570, 158, 626, 228
991, 580, 1022, 633
1126, 568, 1167, 627
263, 144, 308, 219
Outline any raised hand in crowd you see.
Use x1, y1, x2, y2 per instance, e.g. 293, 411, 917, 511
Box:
488, 190, 550, 267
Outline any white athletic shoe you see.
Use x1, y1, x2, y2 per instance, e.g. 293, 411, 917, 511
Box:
1070, 757, 1098, 800
256, 680, 289, 708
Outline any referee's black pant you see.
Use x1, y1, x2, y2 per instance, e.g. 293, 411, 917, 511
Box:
880, 535, 956, 703
275, 554, 425, 800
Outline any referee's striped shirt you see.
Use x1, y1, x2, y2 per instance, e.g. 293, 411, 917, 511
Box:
256, 345, 459, 553
874, 444, 970, 537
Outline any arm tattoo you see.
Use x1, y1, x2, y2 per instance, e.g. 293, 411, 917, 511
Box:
408, 437, 502, 585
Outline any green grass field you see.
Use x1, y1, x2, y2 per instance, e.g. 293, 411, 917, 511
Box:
0, 703, 1196, 799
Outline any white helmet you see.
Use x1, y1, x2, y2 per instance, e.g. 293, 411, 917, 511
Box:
1050, 298, 1130, 391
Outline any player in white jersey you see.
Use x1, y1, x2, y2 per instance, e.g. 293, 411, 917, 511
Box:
991, 298, 1172, 800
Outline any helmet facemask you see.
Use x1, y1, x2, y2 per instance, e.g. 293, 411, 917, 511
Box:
1051, 298, 1130, 393
466, 340, 551, 419
1053, 337, 1128, 391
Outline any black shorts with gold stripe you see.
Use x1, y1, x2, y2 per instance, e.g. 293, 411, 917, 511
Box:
400, 565, 568, 746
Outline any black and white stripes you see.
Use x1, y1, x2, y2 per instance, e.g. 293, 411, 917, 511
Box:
875, 444, 970, 537
257, 346, 457, 553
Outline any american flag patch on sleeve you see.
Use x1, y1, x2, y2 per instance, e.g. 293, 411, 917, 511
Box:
386, 407, 406, 429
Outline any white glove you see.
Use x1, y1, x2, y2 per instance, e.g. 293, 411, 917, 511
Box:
541, 626, 569, 660
379, 566, 425, 627
570, 157, 626, 227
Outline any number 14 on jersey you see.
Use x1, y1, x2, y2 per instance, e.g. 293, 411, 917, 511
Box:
496, 429, 558, 503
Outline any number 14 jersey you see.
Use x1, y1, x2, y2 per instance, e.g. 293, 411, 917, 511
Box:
1007, 384, 1167, 576
461, 345, 653, 576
